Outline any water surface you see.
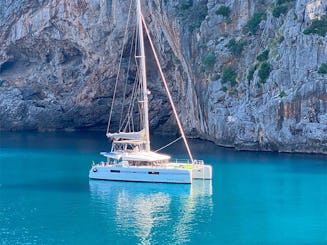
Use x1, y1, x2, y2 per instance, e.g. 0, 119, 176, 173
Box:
0, 131, 326, 244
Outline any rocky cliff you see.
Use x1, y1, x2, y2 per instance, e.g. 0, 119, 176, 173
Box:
0, 0, 326, 154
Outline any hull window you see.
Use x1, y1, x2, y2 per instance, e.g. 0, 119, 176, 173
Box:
110, 170, 121, 173
148, 171, 159, 175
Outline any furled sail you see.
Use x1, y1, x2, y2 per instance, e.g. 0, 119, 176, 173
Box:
106, 129, 146, 141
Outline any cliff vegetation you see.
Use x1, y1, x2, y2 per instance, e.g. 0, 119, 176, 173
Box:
0, 0, 326, 154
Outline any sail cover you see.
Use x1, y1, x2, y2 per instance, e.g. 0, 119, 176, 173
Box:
106, 129, 146, 141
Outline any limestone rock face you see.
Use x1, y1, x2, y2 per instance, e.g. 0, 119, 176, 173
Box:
0, 0, 326, 153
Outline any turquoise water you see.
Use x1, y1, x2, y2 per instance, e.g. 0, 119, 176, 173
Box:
0, 131, 326, 244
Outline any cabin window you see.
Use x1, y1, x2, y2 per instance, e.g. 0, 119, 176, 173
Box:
148, 171, 159, 175
110, 170, 120, 173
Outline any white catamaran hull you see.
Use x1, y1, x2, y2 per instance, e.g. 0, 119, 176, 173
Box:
89, 164, 212, 184
89, 165, 192, 184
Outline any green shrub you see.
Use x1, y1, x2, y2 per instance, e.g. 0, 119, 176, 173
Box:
303, 15, 327, 37
318, 63, 327, 74
278, 35, 285, 43
272, 5, 288, 17
279, 91, 287, 98
180, 0, 193, 10
203, 54, 216, 67
0, 79, 6, 87
247, 65, 257, 82
172, 55, 181, 65
222, 66, 237, 85
222, 86, 228, 92
256, 49, 269, 62
276, 0, 295, 5
216, 6, 231, 17
245, 12, 267, 34
258, 62, 271, 83
230, 78, 237, 87
226, 38, 246, 56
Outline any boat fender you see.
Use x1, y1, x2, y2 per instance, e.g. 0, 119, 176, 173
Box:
93, 167, 97, 172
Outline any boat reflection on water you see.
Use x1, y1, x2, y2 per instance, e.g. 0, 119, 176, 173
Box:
89, 180, 213, 244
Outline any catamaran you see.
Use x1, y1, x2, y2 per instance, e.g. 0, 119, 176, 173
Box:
89, 0, 212, 184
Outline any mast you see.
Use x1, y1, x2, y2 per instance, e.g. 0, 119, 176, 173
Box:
136, 0, 151, 151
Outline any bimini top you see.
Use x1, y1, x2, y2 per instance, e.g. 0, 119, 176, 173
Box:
102, 151, 170, 162
122, 151, 171, 162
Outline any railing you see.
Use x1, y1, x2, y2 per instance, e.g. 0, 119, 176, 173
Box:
193, 160, 204, 165
171, 159, 204, 165
171, 158, 190, 164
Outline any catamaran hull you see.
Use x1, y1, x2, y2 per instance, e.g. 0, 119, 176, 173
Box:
89, 165, 192, 184
192, 165, 212, 179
